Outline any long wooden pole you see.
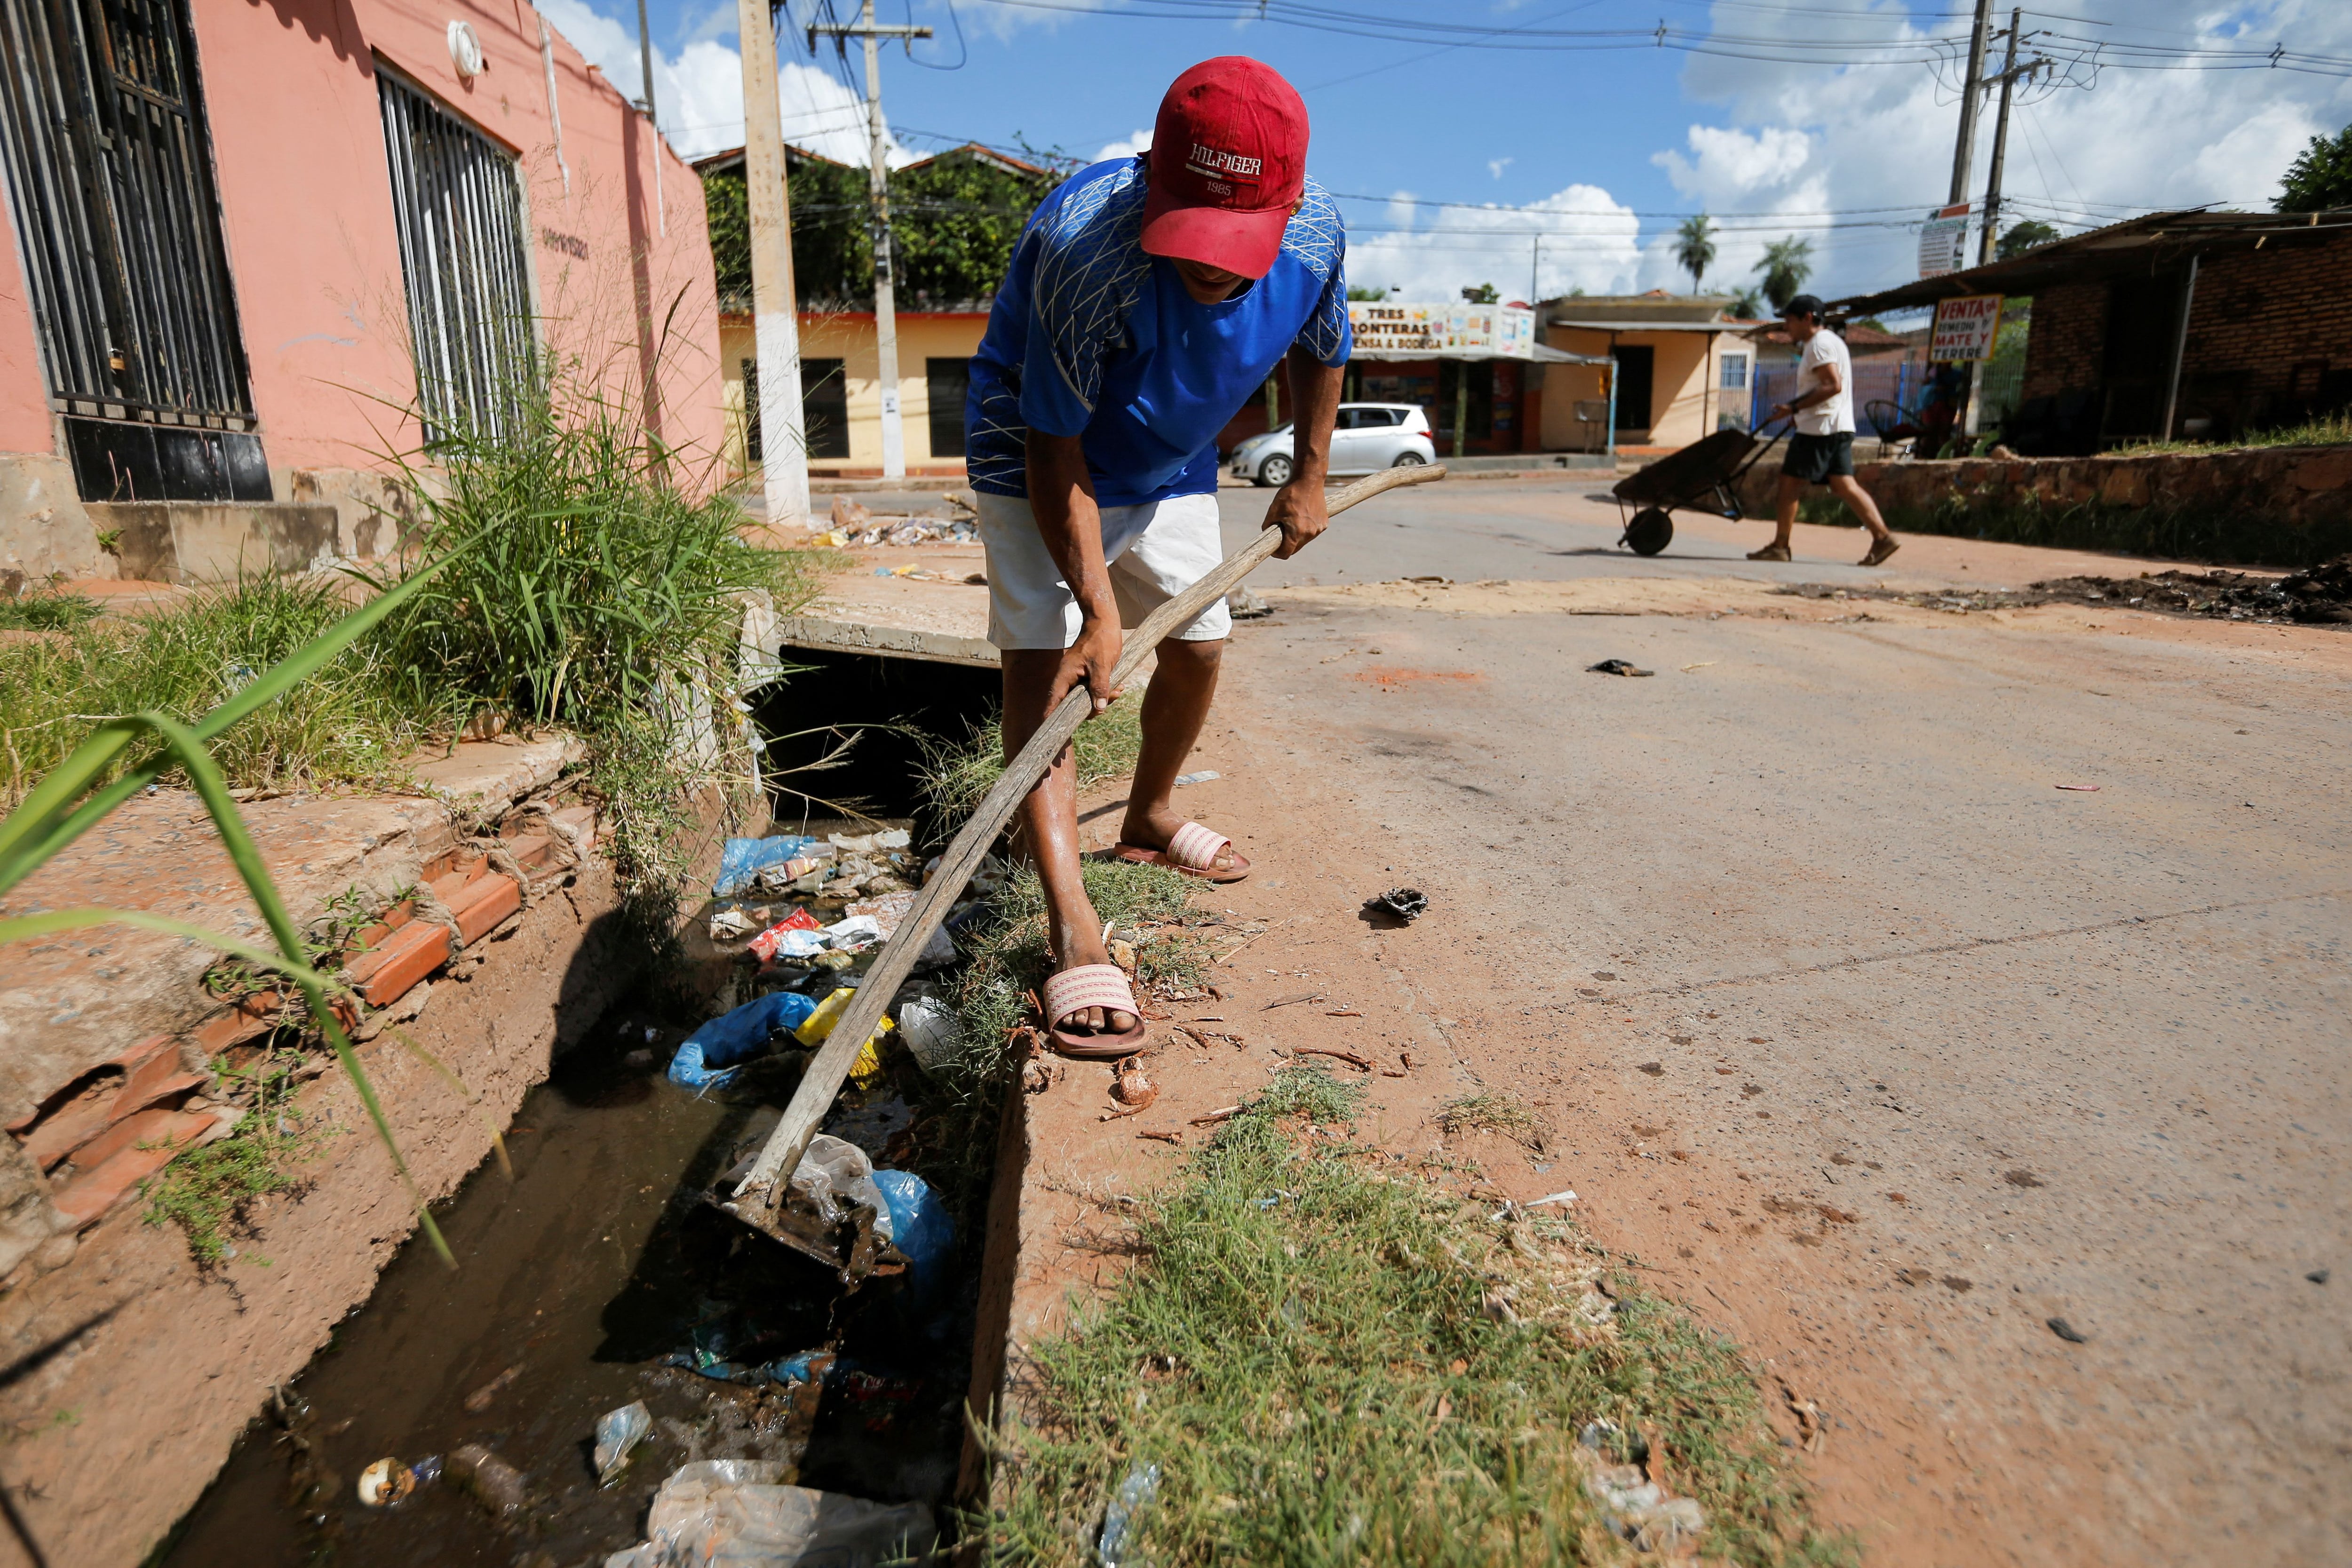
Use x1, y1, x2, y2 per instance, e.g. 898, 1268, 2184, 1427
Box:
724, 462, 1448, 1226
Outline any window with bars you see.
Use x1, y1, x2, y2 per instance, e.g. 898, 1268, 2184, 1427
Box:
0, 0, 270, 500
376, 67, 534, 441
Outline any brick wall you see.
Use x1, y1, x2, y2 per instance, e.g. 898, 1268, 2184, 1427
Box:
2020, 279, 2109, 404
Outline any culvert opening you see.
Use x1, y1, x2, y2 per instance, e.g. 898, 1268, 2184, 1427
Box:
752, 645, 1001, 836
163, 648, 1017, 1566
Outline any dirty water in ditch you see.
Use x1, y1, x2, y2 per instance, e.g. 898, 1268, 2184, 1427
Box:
164, 904, 989, 1562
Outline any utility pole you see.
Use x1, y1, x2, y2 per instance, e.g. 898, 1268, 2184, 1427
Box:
636, 0, 663, 236
1947, 0, 1994, 208
810, 2, 930, 481
1529, 234, 1541, 307
1962, 10, 2046, 438
738, 0, 808, 525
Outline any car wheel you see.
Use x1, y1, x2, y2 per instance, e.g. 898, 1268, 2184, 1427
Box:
1391, 451, 1428, 468
1257, 454, 1294, 487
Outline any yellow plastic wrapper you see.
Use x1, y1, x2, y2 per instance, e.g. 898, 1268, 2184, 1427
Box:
795, 986, 896, 1087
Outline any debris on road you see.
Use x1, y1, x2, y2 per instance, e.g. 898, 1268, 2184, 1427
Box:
1174, 769, 1223, 786
1368, 887, 1429, 923
1587, 658, 1655, 677
593, 1401, 652, 1487
1778, 555, 2352, 626
2055, 783, 2101, 792
460, 1363, 522, 1414
447, 1443, 529, 1518
356, 1457, 416, 1507
1294, 1046, 1374, 1071
2047, 1317, 2089, 1344
1097, 1461, 1162, 1568
603, 1460, 937, 1567
1573, 1421, 1708, 1553
1110, 1059, 1158, 1110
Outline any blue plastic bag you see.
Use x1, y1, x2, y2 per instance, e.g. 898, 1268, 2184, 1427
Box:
667, 990, 819, 1091
711, 835, 821, 897
872, 1168, 954, 1300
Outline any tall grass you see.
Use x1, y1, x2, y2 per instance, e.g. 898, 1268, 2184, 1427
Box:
1, 575, 435, 806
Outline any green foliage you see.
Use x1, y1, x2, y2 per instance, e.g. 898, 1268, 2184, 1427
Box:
143, 1045, 313, 1266
1996, 219, 2060, 260
0, 589, 99, 632
1674, 212, 1718, 293
1726, 285, 1766, 320
1460, 282, 1501, 304
2276, 121, 2352, 214
1754, 237, 1814, 311
1345, 285, 1391, 301
916, 685, 1146, 823
0, 574, 434, 806
701, 148, 1050, 310
977, 1083, 1854, 1565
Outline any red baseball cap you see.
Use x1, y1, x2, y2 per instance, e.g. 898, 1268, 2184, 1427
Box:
1139, 57, 1309, 280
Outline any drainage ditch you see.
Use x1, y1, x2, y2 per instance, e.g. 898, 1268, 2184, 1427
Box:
163, 648, 1010, 1566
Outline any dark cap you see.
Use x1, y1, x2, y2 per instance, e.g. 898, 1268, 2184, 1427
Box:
1780, 293, 1826, 320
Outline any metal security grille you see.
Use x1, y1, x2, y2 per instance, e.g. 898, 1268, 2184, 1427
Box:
0, 0, 255, 426
377, 68, 533, 440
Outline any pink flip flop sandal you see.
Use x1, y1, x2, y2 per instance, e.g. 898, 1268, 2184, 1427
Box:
1115, 821, 1252, 883
1043, 963, 1149, 1059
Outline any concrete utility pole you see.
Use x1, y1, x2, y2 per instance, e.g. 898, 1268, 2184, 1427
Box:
810, 2, 930, 481
739, 0, 809, 525
1976, 12, 2045, 267
634, 0, 657, 122
1948, 0, 1994, 209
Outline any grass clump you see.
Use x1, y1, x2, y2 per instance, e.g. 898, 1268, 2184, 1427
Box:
918, 688, 1148, 822
0, 574, 436, 806
143, 1046, 315, 1266
0, 588, 100, 632
978, 1068, 1853, 1566
1439, 1091, 1553, 1152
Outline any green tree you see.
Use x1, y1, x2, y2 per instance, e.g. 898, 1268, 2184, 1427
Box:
1346, 284, 1391, 301
2277, 122, 2352, 213
1726, 284, 1765, 319
1996, 219, 2060, 260
1461, 282, 1500, 304
1753, 237, 1814, 311
1673, 213, 1718, 293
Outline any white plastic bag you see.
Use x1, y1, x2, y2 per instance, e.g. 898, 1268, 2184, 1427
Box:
604, 1462, 936, 1567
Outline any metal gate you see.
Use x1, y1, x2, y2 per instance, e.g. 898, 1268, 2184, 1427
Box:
0, 0, 267, 499
377, 68, 534, 442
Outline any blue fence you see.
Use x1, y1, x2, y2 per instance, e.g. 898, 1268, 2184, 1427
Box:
1744, 359, 1927, 438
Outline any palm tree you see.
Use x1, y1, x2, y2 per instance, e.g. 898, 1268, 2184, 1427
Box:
1673, 213, 1717, 294
1726, 285, 1765, 320
1754, 236, 1814, 310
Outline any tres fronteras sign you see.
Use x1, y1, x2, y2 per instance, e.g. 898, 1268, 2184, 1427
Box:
1930, 294, 2003, 363
1349, 303, 1537, 358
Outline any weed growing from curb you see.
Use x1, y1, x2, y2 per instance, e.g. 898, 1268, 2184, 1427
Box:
1438, 1091, 1553, 1152
977, 1064, 1855, 1567
143, 1045, 316, 1267
918, 693, 1148, 825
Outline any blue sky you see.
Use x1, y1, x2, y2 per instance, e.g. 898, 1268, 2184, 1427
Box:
537, 0, 2352, 308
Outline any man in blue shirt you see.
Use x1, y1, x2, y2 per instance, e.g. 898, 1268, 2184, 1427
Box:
964, 56, 1350, 1056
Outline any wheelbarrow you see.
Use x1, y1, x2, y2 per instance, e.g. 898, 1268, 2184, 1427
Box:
1608, 422, 1790, 556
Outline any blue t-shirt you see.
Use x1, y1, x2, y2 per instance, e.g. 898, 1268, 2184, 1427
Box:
965, 155, 1351, 507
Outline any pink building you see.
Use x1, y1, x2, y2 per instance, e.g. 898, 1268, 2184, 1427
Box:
0, 0, 722, 583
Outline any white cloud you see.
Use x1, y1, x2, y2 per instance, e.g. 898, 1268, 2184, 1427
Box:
1094, 127, 1154, 162
1344, 183, 1655, 303
537, 0, 914, 166
1652, 0, 2352, 299
1487, 156, 1513, 180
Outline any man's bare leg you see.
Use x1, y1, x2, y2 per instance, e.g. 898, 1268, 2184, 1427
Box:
1118, 637, 1239, 871
1751, 471, 1805, 557
1828, 473, 1893, 542
1001, 648, 1133, 1034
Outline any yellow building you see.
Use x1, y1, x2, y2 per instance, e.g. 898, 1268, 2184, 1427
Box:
717, 310, 986, 479
1536, 292, 1762, 451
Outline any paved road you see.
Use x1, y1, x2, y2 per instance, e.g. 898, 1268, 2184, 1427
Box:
1177, 478, 2349, 1565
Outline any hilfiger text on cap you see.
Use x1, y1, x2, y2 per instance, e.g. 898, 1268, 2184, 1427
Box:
1186, 143, 1263, 184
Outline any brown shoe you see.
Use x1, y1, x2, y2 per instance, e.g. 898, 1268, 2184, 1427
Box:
1859, 535, 1901, 567
1747, 543, 1792, 562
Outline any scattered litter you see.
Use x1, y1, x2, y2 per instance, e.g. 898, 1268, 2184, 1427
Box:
669, 991, 820, 1093
712, 836, 824, 898
1369, 887, 1429, 923
1097, 1461, 1162, 1568
897, 996, 964, 1076
871, 1167, 954, 1301
357, 1457, 416, 1507
1110, 1059, 1158, 1109
1227, 584, 1273, 619
2054, 783, 2101, 792
1190, 1106, 1241, 1127
1326, 1006, 1363, 1017
822, 914, 886, 951
1294, 1046, 1373, 1071
1680, 661, 1716, 672
1137, 1130, 1181, 1144
2310, 1268, 2331, 1285
2047, 1316, 2088, 1344
707, 908, 757, 941
594, 1401, 652, 1486
460, 1363, 523, 1414
1523, 1190, 1579, 1210
1573, 1422, 1706, 1553
1263, 989, 1327, 1010
1587, 658, 1654, 677
603, 1460, 937, 1568
1173, 769, 1222, 786
448, 1443, 529, 1517
796, 987, 897, 1088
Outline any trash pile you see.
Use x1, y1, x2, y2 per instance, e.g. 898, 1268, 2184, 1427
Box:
805, 494, 979, 549
1776, 555, 2352, 627
1573, 1421, 1707, 1555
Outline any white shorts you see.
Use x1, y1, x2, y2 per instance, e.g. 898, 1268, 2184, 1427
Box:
973, 490, 1232, 651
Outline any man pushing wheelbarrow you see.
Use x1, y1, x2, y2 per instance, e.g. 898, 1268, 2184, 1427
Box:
1748, 294, 1900, 567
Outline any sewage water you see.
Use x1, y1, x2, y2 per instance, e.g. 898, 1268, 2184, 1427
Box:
161, 1006, 981, 1566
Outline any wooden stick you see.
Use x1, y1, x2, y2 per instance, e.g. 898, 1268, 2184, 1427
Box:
727, 463, 1448, 1215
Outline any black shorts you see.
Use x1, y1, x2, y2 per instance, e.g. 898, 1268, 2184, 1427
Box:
1782, 431, 1855, 485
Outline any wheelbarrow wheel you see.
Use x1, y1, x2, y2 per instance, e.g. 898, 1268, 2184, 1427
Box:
1624, 507, 1673, 557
